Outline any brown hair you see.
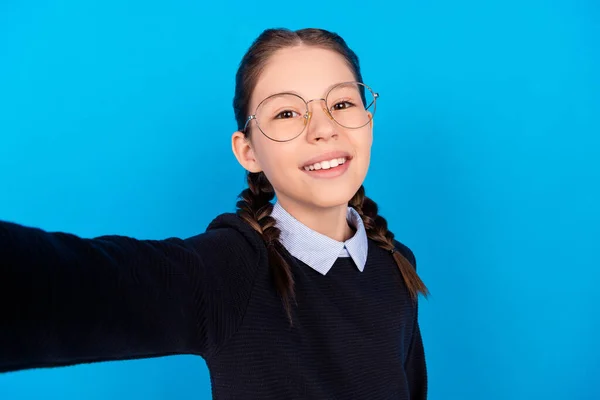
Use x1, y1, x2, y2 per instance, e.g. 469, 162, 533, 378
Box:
233, 28, 428, 324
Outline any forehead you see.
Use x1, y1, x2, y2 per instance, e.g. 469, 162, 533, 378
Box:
251, 46, 356, 109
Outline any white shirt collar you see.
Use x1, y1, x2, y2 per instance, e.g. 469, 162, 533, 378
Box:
270, 202, 369, 275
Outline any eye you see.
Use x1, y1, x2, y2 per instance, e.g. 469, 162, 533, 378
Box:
331, 101, 355, 111
275, 110, 300, 119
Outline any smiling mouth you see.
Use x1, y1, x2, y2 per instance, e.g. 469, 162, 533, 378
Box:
302, 156, 349, 171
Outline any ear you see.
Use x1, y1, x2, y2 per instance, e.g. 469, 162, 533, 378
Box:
231, 131, 262, 173
368, 111, 374, 130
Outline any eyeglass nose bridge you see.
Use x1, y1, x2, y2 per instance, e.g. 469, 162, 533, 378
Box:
304, 98, 334, 124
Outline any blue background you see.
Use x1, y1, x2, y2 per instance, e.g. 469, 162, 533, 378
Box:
1, 0, 599, 399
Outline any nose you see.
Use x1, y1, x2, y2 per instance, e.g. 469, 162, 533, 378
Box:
305, 98, 337, 142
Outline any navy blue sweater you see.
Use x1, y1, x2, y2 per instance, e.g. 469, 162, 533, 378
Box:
0, 212, 426, 399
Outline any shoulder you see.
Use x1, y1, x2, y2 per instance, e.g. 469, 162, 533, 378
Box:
182, 212, 267, 270
393, 239, 417, 271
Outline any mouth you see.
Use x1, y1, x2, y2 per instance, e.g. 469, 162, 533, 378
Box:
300, 156, 352, 179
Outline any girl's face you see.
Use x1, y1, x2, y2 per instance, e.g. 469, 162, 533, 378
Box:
232, 46, 373, 213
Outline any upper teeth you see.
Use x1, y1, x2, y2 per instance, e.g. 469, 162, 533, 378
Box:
304, 157, 347, 171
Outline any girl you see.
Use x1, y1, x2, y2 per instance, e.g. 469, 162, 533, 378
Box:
0, 28, 429, 399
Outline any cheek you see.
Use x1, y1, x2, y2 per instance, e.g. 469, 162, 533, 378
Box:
350, 128, 373, 181
353, 127, 373, 161
255, 141, 299, 183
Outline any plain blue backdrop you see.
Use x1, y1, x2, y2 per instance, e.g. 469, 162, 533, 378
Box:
1, 0, 598, 399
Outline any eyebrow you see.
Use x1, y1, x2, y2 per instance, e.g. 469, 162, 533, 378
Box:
264, 81, 348, 100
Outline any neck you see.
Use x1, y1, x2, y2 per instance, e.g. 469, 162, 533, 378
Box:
277, 198, 355, 242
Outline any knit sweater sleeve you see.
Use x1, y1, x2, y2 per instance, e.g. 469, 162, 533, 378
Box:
405, 306, 427, 399
0, 217, 261, 373
396, 240, 428, 400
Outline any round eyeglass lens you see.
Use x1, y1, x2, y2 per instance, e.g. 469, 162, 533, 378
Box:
326, 82, 376, 129
254, 93, 308, 142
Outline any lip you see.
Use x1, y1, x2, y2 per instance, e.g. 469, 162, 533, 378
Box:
299, 150, 353, 168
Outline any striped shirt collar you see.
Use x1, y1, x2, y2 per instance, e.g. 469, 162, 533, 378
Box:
271, 202, 369, 275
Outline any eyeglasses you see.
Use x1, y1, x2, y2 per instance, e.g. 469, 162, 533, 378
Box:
243, 81, 379, 142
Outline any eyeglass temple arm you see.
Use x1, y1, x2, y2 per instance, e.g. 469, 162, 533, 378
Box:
243, 115, 256, 132
365, 92, 379, 112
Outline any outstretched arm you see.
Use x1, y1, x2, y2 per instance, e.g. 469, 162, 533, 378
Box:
0, 217, 260, 372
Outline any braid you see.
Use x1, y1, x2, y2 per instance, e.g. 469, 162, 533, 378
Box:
236, 171, 296, 325
349, 186, 429, 300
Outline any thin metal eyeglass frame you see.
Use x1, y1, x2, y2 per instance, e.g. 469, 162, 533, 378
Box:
242, 81, 379, 143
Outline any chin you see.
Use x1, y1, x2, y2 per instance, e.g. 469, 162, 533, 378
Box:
304, 185, 361, 209
273, 170, 366, 211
